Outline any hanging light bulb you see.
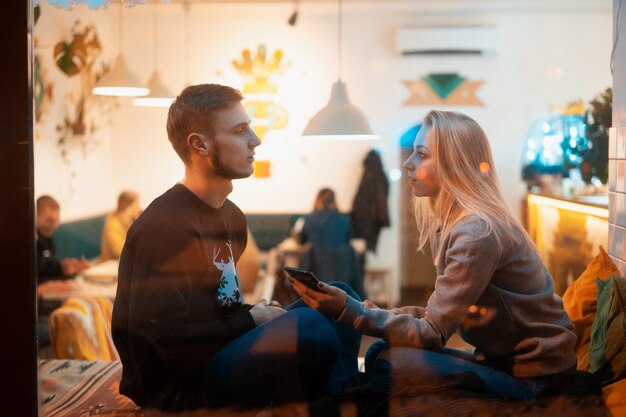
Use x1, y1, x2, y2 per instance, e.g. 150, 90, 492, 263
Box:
133, 1, 175, 107
93, 3, 149, 97
302, 0, 376, 140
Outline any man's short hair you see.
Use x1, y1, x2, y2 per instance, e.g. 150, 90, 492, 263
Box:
36, 195, 60, 214
166, 84, 244, 163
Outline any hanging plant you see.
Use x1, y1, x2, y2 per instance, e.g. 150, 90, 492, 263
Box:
52, 21, 116, 168
580, 87, 612, 184
54, 22, 102, 136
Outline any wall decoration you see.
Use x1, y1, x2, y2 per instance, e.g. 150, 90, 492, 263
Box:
34, 55, 54, 123
35, 0, 167, 10
33, 5, 53, 125
232, 44, 290, 141
53, 21, 116, 164
232, 44, 290, 180
253, 160, 271, 179
402, 73, 484, 106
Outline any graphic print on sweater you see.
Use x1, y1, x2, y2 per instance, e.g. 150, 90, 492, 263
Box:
213, 241, 242, 308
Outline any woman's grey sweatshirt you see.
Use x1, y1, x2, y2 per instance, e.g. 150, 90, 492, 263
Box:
337, 215, 577, 377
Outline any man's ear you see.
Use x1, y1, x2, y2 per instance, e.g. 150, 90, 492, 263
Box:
187, 133, 210, 155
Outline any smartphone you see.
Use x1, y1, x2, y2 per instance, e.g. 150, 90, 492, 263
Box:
283, 267, 325, 293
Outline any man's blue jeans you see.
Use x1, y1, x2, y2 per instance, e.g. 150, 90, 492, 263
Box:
205, 282, 362, 406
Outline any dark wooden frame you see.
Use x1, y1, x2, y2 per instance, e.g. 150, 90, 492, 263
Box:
0, 1, 37, 417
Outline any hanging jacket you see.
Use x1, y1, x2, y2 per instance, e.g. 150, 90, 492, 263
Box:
350, 150, 390, 252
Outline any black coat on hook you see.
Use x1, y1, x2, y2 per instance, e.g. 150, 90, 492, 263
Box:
350, 150, 390, 252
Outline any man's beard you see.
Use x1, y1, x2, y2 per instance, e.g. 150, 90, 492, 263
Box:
210, 140, 250, 180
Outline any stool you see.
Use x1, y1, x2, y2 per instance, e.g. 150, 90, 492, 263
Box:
364, 266, 391, 307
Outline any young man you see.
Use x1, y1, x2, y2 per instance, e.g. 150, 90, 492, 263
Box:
36, 195, 89, 282
111, 84, 361, 414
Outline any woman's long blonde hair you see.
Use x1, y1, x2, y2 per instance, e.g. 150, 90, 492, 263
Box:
412, 110, 536, 264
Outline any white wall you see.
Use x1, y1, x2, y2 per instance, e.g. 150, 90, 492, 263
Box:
34, 0, 613, 304
34, 3, 117, 218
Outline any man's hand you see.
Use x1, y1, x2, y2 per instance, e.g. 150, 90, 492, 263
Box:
61, 256, 91, 277
249, 299, 286, 325
290, 279, 348, 318
60, 258, 82, 277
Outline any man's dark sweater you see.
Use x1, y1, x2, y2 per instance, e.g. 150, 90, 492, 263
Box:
37, 234, 64, 282
111, 184, 254, 411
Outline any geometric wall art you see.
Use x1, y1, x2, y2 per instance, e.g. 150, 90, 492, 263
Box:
402, 73, 484, 106
232, 44, 291, 179
232, 44, 290, 141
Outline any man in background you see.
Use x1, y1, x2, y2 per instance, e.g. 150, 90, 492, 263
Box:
36, 195, 89, 282
35, 195, 90, 349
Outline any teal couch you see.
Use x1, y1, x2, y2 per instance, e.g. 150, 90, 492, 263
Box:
246, 213, 305, 251
52, 212, 305, 260
53, 214, 107, 260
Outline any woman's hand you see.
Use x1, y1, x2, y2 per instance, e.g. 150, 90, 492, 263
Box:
290, 279, 348, 317
249, 299, 287, 325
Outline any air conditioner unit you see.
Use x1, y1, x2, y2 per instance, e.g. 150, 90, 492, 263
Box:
395, 26, 500, 56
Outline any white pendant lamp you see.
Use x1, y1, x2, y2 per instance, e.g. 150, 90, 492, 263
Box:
133, 1, 175, 107
302, 0, 376, 140
132, 71, 174, 107
93, 3, 149, 97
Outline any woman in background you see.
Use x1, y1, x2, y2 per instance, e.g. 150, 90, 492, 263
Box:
298, 188, 365, 299
290, 110, 576, 400
100, 190, 141, 262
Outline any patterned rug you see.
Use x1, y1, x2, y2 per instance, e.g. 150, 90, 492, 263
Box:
40, 359, 140, 417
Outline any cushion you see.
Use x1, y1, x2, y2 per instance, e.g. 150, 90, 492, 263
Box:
48, 296, 119, 361
562, 245, 619, 370
603, 378, 626, 417
588, 276, 626, 383
238, 229, 261, 294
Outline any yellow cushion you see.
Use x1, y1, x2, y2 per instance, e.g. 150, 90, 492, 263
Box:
562, 245, 619, 371
48, 296, 119, 361
603, 379, 626, 417
238, 229, 261, 294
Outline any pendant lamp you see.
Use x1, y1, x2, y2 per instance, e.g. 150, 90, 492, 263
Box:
133, 1, 175, 107
93, 3, 149, 97
302, 0, 376, 140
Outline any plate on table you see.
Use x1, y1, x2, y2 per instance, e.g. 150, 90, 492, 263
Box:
82, 259, 119, 284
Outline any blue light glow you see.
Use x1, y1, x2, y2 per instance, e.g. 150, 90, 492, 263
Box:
521, 114, 587, 180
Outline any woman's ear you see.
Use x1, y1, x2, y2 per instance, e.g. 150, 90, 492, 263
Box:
187, 133, 210, 155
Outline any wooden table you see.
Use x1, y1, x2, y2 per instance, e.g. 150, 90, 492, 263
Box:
38, 259, 119, 302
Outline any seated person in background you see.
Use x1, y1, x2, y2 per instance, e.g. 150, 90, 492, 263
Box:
112, 84, 361, 414
298, 188, 365, 298
100, 190, 141, 262
36, 195, 90, 283
291, 110, 577, 401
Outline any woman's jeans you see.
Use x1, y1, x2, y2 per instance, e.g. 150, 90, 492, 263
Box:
365, 340, 545, 401
205, 282, 362, 406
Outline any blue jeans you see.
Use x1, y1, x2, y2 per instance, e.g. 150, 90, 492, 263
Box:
365, 340, 544, 400
205, 282, 362, 406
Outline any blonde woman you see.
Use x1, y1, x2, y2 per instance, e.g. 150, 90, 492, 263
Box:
290, 110, 577, 400
100, 191, 141, 262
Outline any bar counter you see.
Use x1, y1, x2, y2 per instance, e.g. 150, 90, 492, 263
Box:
526, 193, 608, 294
